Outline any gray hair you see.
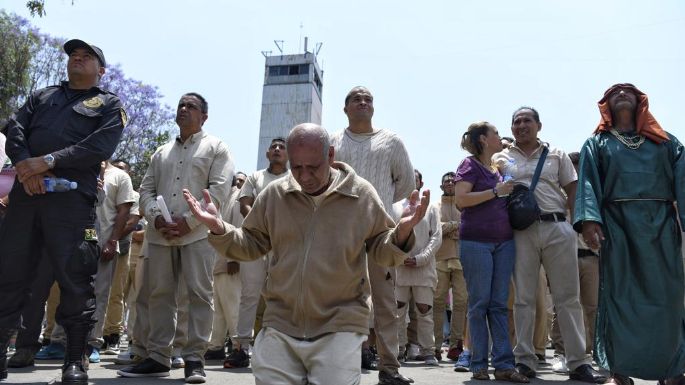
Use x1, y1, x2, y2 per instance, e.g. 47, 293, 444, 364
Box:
287, 123, 331, 158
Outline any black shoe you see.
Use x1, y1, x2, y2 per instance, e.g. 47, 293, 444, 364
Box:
184, 360, 206, 384
204, 348, 226, 360
0, 328, 16, 381
223, 348, 249, 368
361, 347, 378, 370
41, 338, 51, 347
570, 364, 607, 383
8, 347, 37, 368
62, 362, 88, 385
537, 353, 548, 366
379, 370, 415, 385
515, 363, 536, 378
117, 357, 171, 377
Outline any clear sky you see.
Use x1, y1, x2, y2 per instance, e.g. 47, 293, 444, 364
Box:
3, 0, 684, 194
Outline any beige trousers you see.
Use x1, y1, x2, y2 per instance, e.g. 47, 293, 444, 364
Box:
396, 286, 435, 356
252, 327, 365, 385
512, 220, 590, 371
551, 254, 599, 355
433, 259, 467, 349
104, 251, 130, 336
146, 240, 215, 365
507, 269, 548, 355
368, 261, 401, 373
209, 272, 241, 350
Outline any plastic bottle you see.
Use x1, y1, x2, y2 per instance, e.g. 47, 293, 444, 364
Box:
503, 159, 516, 182
44, 177, 78, 192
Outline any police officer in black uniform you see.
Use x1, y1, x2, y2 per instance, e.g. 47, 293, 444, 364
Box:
0, 39, 125, 384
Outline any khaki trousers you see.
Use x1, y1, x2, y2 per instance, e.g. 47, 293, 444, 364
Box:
551, 254, 599, 355
235, 256, 267, 347
252, 327, 365, 385
396, 286, 435, 356
433, 259, 467, 349
147, 240, 215, 365
507, 269, 548, 355
130, 257, 150, 359
368, 260, 401, 373
44, 282, 60, 340
209, 272, 241, 350
104, 251, 130, 336
513, 220, 590, 371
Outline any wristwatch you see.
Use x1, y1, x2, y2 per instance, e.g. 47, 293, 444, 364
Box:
43, 154, 55, 169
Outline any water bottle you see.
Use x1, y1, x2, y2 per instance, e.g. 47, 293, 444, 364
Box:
44, 177, 78, 192
503, 159, 516, 182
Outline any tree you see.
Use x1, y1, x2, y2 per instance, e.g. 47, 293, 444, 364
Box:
0, 12, 175, 188
0, 11, 37, 126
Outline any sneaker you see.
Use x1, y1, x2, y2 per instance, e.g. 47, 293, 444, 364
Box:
224, 348, 249, 368
88, 346, 100, 363
552, 354, 569, 374
434, 349, 442, 362
454, 350, 471, 372
114, 353, 144, 365
172, 356, 185, 369
362, 347, 379, 370
103, 334, 120, 355
184, 360, 206, 384
8, 347, 37, 368
405, 343, 420, 361
35, 342, 65, 360
117, 357, 171, 377
379, 369, 415, 385
204, 348, 226, 360
424, 355, 439, 366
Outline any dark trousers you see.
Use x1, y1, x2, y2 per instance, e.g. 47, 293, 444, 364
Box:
14, 250, 56, 350
0, 191, 99, 331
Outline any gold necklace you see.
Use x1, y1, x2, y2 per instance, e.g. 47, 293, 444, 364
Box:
610, 129, 645, 150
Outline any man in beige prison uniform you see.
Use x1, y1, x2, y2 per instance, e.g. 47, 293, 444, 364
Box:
331, 87, 415, 385
125, 93, 233, 382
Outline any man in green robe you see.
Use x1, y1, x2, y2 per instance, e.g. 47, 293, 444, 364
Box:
574, 83, 685, 385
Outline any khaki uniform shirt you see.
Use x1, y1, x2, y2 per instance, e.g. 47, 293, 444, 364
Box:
494, 141, 576, 214
139, 130, 233, 246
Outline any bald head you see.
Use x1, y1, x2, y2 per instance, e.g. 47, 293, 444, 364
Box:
286, 124, 335, 195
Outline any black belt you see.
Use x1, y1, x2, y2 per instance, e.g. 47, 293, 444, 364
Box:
539, 212, 566, 222
578, 249, 597, 258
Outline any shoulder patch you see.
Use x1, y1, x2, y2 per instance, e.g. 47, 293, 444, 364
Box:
83, 96, 104, 109
120, 108, 128, 127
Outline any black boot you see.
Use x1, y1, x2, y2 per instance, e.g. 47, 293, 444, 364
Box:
62, 325, 91, 385
0, 328, 16, 381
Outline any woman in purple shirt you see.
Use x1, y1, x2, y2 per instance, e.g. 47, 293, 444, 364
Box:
454, 121, 527, 382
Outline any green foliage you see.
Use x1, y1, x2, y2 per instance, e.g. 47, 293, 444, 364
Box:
0, 11, 38, 126
25, 1, 46, 17
0, 11, 175, 189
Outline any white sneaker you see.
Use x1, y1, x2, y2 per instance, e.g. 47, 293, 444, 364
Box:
424, 355, 439, 366
552, 354, 569, 374
406, 344, 421, 361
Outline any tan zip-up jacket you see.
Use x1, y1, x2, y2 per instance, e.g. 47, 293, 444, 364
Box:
208, 162, 414, 339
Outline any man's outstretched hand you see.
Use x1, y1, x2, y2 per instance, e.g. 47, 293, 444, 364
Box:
396, 189, 430, 246
183, 188, 225, 235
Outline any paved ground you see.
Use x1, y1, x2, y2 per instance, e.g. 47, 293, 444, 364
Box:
5, 349, 657, 385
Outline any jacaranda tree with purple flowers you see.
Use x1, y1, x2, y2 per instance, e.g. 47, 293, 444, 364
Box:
0, 11, 175, 188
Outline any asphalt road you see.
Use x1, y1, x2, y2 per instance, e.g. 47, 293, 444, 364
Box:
6, 349, 658, 385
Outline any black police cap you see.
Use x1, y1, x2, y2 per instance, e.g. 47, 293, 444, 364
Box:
63, 39, 106, 67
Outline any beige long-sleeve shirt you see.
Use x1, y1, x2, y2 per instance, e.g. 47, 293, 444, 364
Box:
139, 130, 233, 246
